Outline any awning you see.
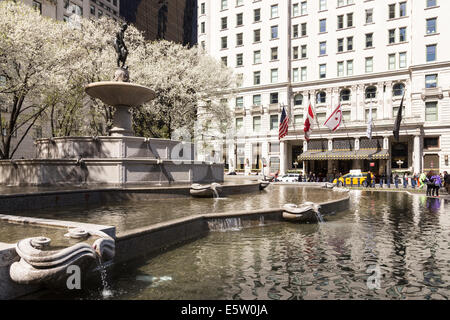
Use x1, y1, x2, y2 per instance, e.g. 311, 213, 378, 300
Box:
298, 149, 389, 161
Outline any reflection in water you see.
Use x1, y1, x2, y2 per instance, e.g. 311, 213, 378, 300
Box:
12, 186, 342, 232
23, 191, 450, 300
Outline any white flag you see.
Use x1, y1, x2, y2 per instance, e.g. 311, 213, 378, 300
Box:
366, 104, 373, 139
324, 104, 342, 132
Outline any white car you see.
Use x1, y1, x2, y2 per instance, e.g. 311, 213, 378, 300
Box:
279, 174, 300, 183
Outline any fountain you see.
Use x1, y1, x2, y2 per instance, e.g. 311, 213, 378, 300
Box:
282, 202, 323, 223
0, 24, 223, 186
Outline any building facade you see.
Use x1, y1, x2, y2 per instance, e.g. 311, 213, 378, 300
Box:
198, 0, 450, 178
120, 0, 198, 46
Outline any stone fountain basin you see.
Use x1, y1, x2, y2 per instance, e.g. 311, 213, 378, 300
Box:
85, 81, 155, 107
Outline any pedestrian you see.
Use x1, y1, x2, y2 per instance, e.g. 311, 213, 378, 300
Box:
444, 171, 450, 194
380, 173, 385, 188
403, 173, 408, 188
371, 172, 376, 188
366, 171, 372, 188
394, 174, 399, 188
426, 171, 434, 196
419, 172, 427, 189
431, 172, 442, 197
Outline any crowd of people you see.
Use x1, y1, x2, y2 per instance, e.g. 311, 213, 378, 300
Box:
271, 170, 450, 197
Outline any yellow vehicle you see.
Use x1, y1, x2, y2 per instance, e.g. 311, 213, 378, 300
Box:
333, 171, 371, 187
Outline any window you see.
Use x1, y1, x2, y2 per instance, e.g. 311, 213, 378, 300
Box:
319, 19, 327, 33
270, 92, 279, 104
337, 61, 344, 77
221, 36, 228, 49
97, 10, 103, 18
347, 37, 353, 51
366, 33, 373, 48
271, 25, 278, 39
294, 115, 303, 126
254, 50, 261, 64
221, 17, 227, 29
221, 56, 227, 66
399, 27, 406, 42
254, 8, 261, 22
319, 0, 327, 11
425, 102, 438, 121
347, 13, 353, 27
340, 89, 351, 101
427, 18, 437, 34
392, 105, 405, 118
399, 52, 407, 68
319, 41, 326, 55
319, 64, 326, 79
236, 53, 243, 66
399, 2, 406, 17
236, 0, 243, 6
389, 54, 396, 70
389, 29, 396, 44
201, 41, 205, 50
293, 3, 299, 16
337, 0, 344, 6
301, 23, 307, 36
293, 68, 299, 82
235, 97, 243, 108
301, 45, 307, 58
365, 86, 377, 99
337, 15, 344, 29
293, 24, 299, 37
236, 73, 243, 87
337, 38, 344, 52
32, 1, 42, 14
201, 22, 205, 34
253, 95, 261, 106
365, 57, 373, 73
342, 111, 351, 122
236, 13, 243, 26
427, 0, 436, 8
270, 115, 279, 130
426, 44, 436, 62
347, 60, 353, 76
393, 83, 405, 96
425, 74, 437, 88
90, 5, 95, 15
253, 71, 261, 85
271, 5, 279, 18
424, 137, 439, 149
271, 47, 278, 60
271, 69, 278, 83
301, 67, 307, 81
201, 2, 205, 14
366, 9, 373, 24
293, 46, 299, 59
365, 108, 377, 121
253, 116, 261, 132
389, 4, 396, 19
317, 113, 326, 124
294, 94, 303, 106
254, 29, 261, 42
301, 1, 307, 15
317, 91, 326, 103
236, 33, 243, 46
221, 0, 228, 10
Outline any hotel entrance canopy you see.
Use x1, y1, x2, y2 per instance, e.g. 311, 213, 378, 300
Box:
298, 149, 389, 161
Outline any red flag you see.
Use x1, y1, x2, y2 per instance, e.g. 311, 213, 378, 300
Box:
303, 104, 314, 141
324, 104, 342, 132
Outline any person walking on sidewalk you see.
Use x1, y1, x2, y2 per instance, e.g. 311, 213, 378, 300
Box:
426, 171, 434, 196
444, 171, 450, 194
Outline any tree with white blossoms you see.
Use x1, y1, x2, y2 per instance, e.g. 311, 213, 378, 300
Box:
0, 1, 234, 159
0, 1, 82, 159
132, 41, 235, 139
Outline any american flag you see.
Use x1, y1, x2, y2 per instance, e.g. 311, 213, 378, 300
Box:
279, 106, 289, 140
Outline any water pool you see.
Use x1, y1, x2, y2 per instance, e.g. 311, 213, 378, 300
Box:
30, 190, 450, 300
16, 185, 344, 233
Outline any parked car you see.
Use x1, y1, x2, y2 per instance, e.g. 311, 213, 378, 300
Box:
279, 173, 300, 183
333, 172, 369, 187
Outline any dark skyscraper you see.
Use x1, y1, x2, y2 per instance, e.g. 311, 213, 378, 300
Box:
120, 0, 197, 46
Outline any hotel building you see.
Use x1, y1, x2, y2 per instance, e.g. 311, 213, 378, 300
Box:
197, 0, 450, 178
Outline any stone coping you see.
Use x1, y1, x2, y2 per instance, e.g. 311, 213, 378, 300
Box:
0, 214, 116, 240
35, 136, 187, 143
0, 158, 223, 165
